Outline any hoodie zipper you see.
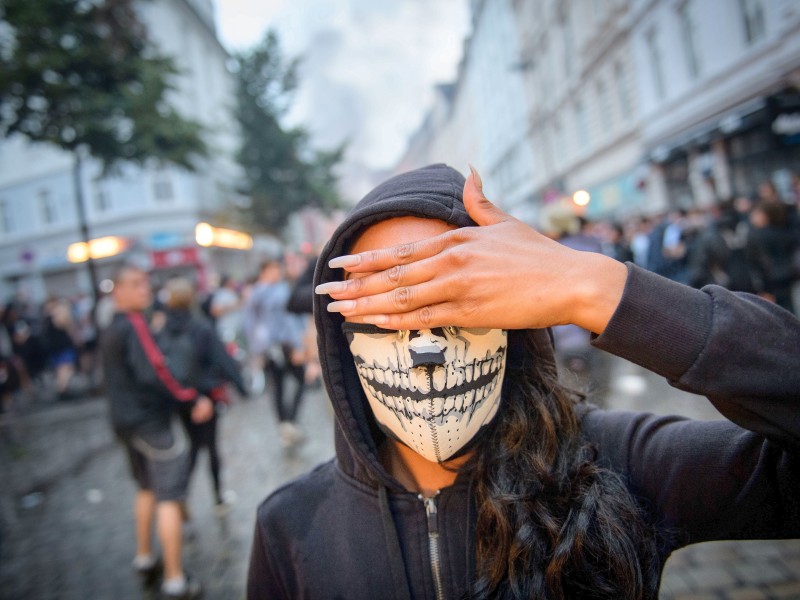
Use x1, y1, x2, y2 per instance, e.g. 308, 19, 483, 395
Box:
420, 492, 445, 600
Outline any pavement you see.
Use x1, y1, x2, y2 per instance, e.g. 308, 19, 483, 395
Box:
0, 357, 798, 600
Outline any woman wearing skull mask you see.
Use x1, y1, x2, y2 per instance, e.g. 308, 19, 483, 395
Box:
247, 165, 800, 600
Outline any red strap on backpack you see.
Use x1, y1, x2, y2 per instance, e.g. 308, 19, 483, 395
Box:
128, 312, 198, 402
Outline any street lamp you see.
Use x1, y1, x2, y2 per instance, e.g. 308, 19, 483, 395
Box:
572, 189, 591, 207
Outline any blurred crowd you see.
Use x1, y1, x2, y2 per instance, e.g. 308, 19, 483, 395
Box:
0, 252, 320, 442
2, 177, 799, 418
0, 293, 99, 412
538, 177, 800, 402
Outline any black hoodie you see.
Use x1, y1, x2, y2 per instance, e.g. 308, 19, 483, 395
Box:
247, 164, 800, 600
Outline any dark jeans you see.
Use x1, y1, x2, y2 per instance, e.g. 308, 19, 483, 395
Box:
177, 405, 222, 504
265, 345, 306, 423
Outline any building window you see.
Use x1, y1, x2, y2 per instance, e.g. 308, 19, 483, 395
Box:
597, 80, 612, 135
678, 2, 701, 79
575, 100, 589, 151
646, 28, 666, 100
563, 10, 574, 78
614, 61, 632, 119
153, 172, 174, 203
739, 0, 765, 44
0, 200, 12, 233
39, 189, 57, 224
553, 118, 565, 165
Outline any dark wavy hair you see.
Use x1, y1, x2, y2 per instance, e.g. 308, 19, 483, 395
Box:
466, 333, 661, 600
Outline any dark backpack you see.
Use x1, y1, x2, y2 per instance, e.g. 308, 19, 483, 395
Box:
158, 326, 201, 388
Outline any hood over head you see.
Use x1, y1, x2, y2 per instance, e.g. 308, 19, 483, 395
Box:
313, 164, 557, 490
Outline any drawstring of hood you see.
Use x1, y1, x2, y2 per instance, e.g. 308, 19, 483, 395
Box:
378, 485, 413, 600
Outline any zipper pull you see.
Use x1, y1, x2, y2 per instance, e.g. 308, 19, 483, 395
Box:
419, 493, 439, 535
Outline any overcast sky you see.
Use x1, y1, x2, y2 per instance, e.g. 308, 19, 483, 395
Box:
213, 0, 471, 171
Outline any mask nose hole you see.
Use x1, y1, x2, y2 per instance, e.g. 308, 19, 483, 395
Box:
408, 329, 448, 367
409, 347, 446, 368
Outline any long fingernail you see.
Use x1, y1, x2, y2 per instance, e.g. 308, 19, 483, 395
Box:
327, 300, 356, 313
315, 281, 346, 295
468, 163, 483, 193
329, 255, 361, 269
362, 315, 388, 325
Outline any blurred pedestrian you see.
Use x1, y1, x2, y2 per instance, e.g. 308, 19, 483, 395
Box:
210, 275, 242, 344
102, 265, 210, 599
603, 222, 634, 263
0, 305, 21, 418
159, 277, 246, 514
245, 259, 308, 447
287, 253, 323, 386
629, 216, 652, 268
539, 203, 611, 404
43, 298, 79, 399
747, 200, 798, 313
689, 199, 754, 291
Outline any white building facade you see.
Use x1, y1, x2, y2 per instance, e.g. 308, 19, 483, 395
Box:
392, 0, 537, 222
0, 0, 246, 303
511, 0, 646, 219
631, 0, 800, 209
396, 0, 800, 222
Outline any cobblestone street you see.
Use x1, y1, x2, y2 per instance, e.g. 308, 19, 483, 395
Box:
1, 357, 799, 599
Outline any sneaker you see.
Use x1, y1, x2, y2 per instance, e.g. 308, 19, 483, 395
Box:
161, 575, 202, 599
278, 422, 295, 448
213, 490, 237, 517
279, 422, 305, 448
133, 555, 162, 588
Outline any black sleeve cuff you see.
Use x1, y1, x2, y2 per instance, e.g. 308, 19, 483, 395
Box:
591, 263, 712, 381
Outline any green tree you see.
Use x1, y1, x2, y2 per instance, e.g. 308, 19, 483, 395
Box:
234, 31, 343, 233
0, 0, 206, 170
0, 0, 208, 309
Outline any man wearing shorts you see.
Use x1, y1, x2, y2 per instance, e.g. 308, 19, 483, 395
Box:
102, 266, 212, 599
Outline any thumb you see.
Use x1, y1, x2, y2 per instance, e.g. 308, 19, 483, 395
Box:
464, 165, 511, 226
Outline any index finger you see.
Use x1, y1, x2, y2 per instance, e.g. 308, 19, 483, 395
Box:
328, 228, 456, 273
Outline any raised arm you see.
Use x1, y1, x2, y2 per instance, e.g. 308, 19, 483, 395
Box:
316, 168, 628, 335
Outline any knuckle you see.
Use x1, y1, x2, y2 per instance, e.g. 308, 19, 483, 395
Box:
392, 286, 413, 308
447, 228, 470, 244
417, 305, 434, 327
387, 264, 404, 285
394, 242, 415, 261
448, 248, 470, 268
349, 276, 365, 293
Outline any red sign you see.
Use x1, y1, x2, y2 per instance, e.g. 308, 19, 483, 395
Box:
151, 247, 200, 269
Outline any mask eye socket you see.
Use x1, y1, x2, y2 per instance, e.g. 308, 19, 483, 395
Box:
443, 326, 459, 337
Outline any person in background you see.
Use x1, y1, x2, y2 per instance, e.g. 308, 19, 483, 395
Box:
43, 298, 79, 399
159, 277, 246, 514
602, 221, 634, 263
0, 304, 21, 418
539, 203, 611, 404
210, 275, 242, 345
747, 200, 798, 314
287, 252, 322, 386
102, 265, 212, 600
245, 259, 308, 447
629, 216, 652, 268
688, 199, 754, 292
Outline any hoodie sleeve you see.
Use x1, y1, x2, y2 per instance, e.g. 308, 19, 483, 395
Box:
592, 263, 800, 448
582, 264, 800, 546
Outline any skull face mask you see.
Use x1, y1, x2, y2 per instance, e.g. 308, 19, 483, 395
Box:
343, 323, 507, 463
